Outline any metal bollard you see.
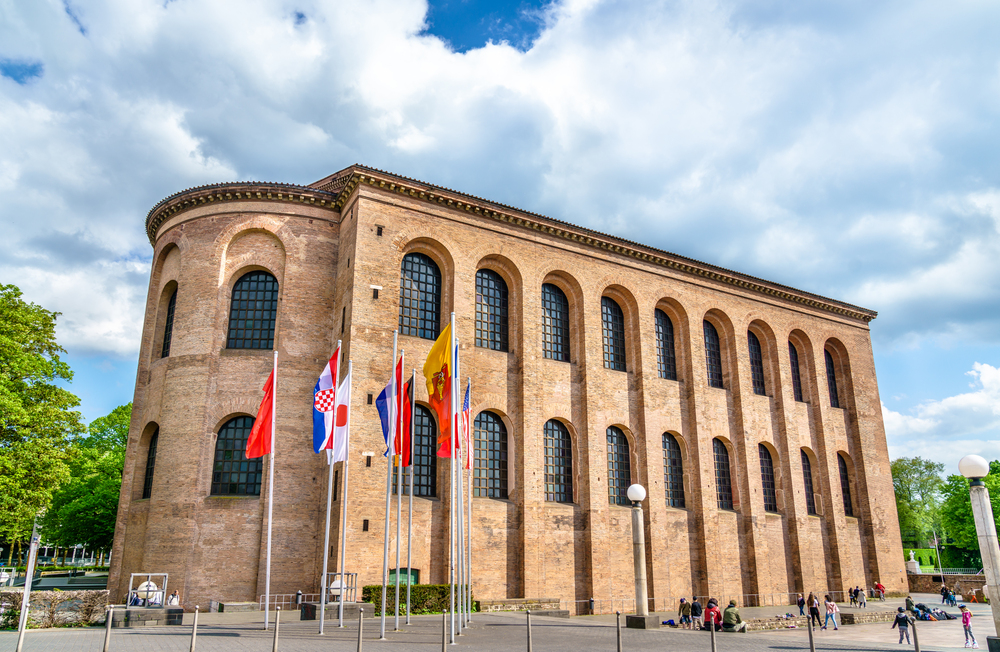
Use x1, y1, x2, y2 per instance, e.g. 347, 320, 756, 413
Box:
527, 610, 533, 652
103, 606, 113, 652
272, 607, 280, 652
912, 618, 920, 652
806, 613, 815, 652
442, 610, 448, 652
616, 611, 622, 652
358, 607, 364, 652
710, 618, 717, 652
190, 606, 199, 652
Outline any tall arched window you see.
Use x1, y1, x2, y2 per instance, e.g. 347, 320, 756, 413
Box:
161, 290, 177, 358
713, 438, 734, 510
473, 411, 508, 499
212, 416, 263, 496
704, 321, 723, 388
601, 297, 626, 371
838, 453, 854, 517
606, 426, 631, 506
663, 433, 685, 508
142, 428, 158, 499
399, 253, 442, 340
226, 272, 278, 349
543, 420, 573, 503
655, 310, 677, 380
748, 331, 766, 395
801, 450, 817, 515
475, 270, 508, 352
825, 350, 841, 408
541, 284, 570, 361
413, 405, 438, 497
789, 342, 804, 402
759, 444, 777, 512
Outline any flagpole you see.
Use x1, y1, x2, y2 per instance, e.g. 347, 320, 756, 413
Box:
319, 341, 341, 635
406, 368, 415, 626
456, 345, 465, 634
337, 359, 353, 629
394, 351, 405, 631
449, 312, 456, 645
264, 350, 277, 630
380, 332, 397, 640
466, 376, 473, 623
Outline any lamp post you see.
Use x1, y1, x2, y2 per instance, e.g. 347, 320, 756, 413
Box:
625, 484, 657, 629
958, 454, 1000, 650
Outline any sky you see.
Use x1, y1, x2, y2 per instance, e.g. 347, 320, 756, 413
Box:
2, 0, 1000, 474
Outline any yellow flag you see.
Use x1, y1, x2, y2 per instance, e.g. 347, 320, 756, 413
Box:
422, 323, 453, 456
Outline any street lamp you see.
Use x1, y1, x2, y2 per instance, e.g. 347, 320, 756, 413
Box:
958, 454, 1000, 650
625, 484, 657, 628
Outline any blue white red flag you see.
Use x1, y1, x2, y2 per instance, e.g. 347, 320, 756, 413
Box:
461, 380, 471, 469
376, 355, 404, 457
312, 345, 341, 455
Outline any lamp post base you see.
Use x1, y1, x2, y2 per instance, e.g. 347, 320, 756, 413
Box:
986, 636, 1000, 652
625, 615, 660, 629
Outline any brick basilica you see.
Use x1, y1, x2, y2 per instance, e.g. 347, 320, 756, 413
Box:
109, 164, 906, 612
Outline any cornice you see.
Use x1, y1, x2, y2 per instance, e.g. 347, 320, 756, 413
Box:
330, 165, 878, 323
145, 182, 339, 245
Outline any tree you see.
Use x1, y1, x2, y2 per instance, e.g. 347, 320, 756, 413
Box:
0, 438, 70, 563
79, 403, 130, 451
939, 460, 1000, 550
0, 284, 84, 444
891, 456, 944, 545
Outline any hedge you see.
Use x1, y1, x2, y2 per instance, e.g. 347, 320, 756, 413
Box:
362, 585, 478, 615
0, 590, 109, 629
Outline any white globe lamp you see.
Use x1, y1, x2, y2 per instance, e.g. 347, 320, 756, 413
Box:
627, 484, 646, 503
959, 454, 990, 480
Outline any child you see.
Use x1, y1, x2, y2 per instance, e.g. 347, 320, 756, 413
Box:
891, 607, 911, 644
691, 597, 704, 631
960, 604, 979, 648
678, 597, 692, 629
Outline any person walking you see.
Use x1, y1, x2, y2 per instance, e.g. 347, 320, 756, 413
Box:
678, 597, 692, 629
892, 607, 912, 644
858, 588, 867, 609
875, 581, 886, 601
822, 595, 839, 630
960, 604, 979, 648
850, 587, 857, 607
691, 597, 704, 631
808, 593, 821, 627
797, 593, 805, 616
942, 584, 950, 604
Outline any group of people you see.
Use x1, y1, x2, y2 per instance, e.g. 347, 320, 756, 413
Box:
796, 593, 841, 629
941, 584, 960, 607
676, 597, 748, 633
848, 586, 867, 607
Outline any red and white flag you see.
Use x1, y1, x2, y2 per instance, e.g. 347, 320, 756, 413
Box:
330, 368, 352, 463
461, 380, 471, 469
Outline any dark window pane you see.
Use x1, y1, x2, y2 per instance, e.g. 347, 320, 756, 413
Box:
475, 270, 508, 352
211, 416, 262, 496
713, 438, 733, 510
825, 350, 841, 408
789, 342, 804, 402
474, 412, 508, 498
226, 272, 278, 350
748, 331, 766, 395
839, 454, 854, 517
542, 284, 570, 361
802, 450, 817, 515
704, 321, 723, 388
601, 297, 626, 371
662, 433, 685, 508
142, 428, 158, 499
759, 443, 777, 512
411, 405, 437, 497
655, 310, 677, 380
399, 253, 442, 340
544, 420, 573, 503
161, 291, 177, 358
606, 427, 630, 506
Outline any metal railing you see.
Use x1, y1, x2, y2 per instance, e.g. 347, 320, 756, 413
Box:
562, 590, 861, 616
259, 593, 321, 611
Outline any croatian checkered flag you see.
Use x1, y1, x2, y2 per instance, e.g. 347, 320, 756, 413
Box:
312, 344, 341, 456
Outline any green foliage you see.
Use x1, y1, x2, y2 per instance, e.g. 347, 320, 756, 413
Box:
903, 548, 937, 567
0, 284, 84, 445
940, 546, 982, 569
0, 438, 70, 545
891, 456, 944, 545
361, 585, 477, 615
939, 461, 1000, 550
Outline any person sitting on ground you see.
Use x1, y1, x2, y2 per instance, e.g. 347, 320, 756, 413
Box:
703, 598, 722, 631
691, 597, 704, 631
167, 590, 180, 606
905, 595, 915, 614
892, 607, 912, 644
678, 597, 692, 629
722, 600, 748, 633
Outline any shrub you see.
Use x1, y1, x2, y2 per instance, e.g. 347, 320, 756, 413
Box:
361, 585, 478, 615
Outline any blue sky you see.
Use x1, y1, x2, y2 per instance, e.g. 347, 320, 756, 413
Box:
3, 0, 1000, 472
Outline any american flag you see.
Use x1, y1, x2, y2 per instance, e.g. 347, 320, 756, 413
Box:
461, 381, 471, 469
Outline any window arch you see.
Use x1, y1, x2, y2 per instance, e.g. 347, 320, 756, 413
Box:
825, 349, 841, 408
226, 272, 278, 349
713, 438, 734, 510
475, 269, 508, 351
142, 428, 158, 499
399, 253, 442, 340
541, 284, 570, 361
212, 416, 263, 496
655, 310, 677, 380
606, 426, 631, 506
838, 453, 854, 517
801, 450, 817, 515
748, 331, 766, 395
759, 444, 777, 512
789, 342, 804, 402
473, 411, 508, 499
663, 433, 685, 508
601, 297, 626, 371
543, 420, 573, 503
704, 321, 723, 388
161, 290, 177, 358
412, 405, 437, 497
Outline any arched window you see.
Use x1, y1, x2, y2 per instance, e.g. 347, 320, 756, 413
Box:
543, 420, 573, 503
211, 416, 263, 496
601, 297, 626, 371
161, 290, 177, 358
789, 342, 804, 402
801, 450, 817, 515
541, 284, 570, 361
838, 453, 854, 517
704, 321, 723, 388
825, 350, 841, 408
399, 253, 442, 340
473, 411, 507, 499
475, 270, 508, 352
412, 405, 437, 497
713, 438, 734, 510
759, 444, 777, 512
142, 428, 158, 499
662, 433, 685, 508
226, 272, 278, 350
606, 426, 631, 506
748, 331, 766, 395
655, 310, 677, 380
